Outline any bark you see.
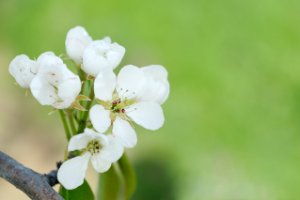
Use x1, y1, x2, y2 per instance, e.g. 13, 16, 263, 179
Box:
0, 151, 63, 200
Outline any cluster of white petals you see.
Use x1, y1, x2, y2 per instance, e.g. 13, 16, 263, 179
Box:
66, 26, 125, 77
8, 25, 170, 190
30, 52, 81, 109
58, 128, 123, 189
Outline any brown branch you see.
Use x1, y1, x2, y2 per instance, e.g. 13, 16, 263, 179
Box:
0, 151, 63, 200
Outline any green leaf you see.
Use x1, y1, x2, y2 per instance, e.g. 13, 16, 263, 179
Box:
97, 165, 121, 200
59, 180, 95, 200
118, 153, 136, 200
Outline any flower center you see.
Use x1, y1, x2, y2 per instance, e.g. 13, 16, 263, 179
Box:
111, 98, 126, 113
87, 140, 102, 154
97, 91, 136, 121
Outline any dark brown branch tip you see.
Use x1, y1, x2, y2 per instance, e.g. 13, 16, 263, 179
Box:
44, 170, 59, 187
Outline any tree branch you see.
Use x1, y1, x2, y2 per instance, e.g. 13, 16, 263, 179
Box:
0, 151, 63, 200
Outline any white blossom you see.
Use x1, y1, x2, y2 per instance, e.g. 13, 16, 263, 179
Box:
65, 26, 125, 77
30, 52, 81, 109
82, 37, 125, 77
65, 26, 92, 64
90, 65, 169, 148
57, 128, 123, 190
8, 54, 38, 88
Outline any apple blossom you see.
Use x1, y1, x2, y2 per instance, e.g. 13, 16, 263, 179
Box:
57, 128, 123, 190
8, 54, 38, 88
90, 65, 169, 148
30, 52, 81, 109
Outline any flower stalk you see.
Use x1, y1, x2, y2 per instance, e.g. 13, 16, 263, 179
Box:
59, 110, 71, 141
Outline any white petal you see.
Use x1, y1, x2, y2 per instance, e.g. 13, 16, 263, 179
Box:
82, 39, 125, 76
57, 153, 90, 190
137, 65, 170, 104
94, 69, 116, 101
8, 54, 37, 88
99, 134, 124, 162
112, 117, 137, 148
142, 65, 168, 80
108, 42, 126, 69
137, 78, 170, 105
30, 75, 57, 106
36, 52, 67, 87
68, 132, 94, 151
90, 105, 111, 133
66, 26, 92, 64
91, 154, 112, 173
126, 102, 164, 130
116, 65, 146, 99
103, 36, 111, 43
56, 72, 81, 109
37, 52, 63, 70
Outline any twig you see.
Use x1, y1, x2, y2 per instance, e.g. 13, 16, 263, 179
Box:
0, 151, 63, 200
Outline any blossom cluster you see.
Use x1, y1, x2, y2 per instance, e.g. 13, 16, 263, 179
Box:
9, 26, 169, 190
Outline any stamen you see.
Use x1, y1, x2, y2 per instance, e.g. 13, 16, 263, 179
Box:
124, 107, 137, 114
87, 140, 102, 154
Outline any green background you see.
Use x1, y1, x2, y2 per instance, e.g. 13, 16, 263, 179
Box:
1, 0, 300, 199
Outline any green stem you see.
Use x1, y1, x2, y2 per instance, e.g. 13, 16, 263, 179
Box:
67, 110, 77, 136
77, 66, 85, 81
77, 81, 95, 133
59, 110, 71, 140
118, 153, 136, 200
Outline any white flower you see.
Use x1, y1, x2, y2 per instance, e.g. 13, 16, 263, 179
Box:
57, 128, 123, 190
30, 52, 81, 109
82, 37, 125, 77
90, 65, 169, 148
8, 54, 38, 88
65, 26, 92, 64
65, 26, 125, 76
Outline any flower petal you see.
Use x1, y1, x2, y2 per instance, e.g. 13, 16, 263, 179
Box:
116, 65, 146, 99
8, 54, 37, 88
137, 65, 170, 104
30, 75, 57, 106
68, 132, 94, 151
36, 52, 67, 87
98, 134, 124, 162
91, 154, 112, 173
57, 153, 90, 190
112, 117, 137, 148
142, 65, 168, 80
126, 102, 164, 130
82, 39, 125, 76
66, 26, 92, 64
37, 52, 64, 71
56, 70, 81, 109
94, 69, 116, 101
90, 105, 111, 133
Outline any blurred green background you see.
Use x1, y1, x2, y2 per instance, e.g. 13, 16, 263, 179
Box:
1, 0, 300, 199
